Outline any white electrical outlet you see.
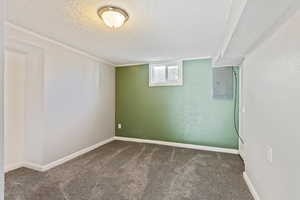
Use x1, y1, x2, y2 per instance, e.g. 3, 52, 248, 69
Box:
118, 123, 122, 129
242, 107, 246, 113
266, 146, 273, 163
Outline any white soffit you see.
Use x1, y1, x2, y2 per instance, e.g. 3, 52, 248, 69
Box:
215, 0, 300, 67
6, 0, 232, 66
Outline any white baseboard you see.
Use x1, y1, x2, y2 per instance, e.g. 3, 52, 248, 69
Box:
5, 162, 45, 173
239, 149, 246, 161
23, 162, 45, 172
114, 136, 239, 154
5, 162, 24, 173
6, 136, 238, 173
5, 137, 114, 173
42, 137, 114, 171
243, 172, 260, 200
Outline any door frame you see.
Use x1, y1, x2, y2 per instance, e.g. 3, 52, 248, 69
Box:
4, 39, 45, 170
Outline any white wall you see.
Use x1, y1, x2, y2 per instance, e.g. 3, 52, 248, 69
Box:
0, 0, 4, 199
241, 8, 300, 200
44, 42, 115, 164
4, 50, 26, 170
5, 23, 115, 166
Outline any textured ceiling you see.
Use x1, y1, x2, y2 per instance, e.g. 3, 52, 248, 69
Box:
7, 0, 232, 65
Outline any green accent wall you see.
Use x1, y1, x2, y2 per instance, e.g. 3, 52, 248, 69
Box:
116, 59, 238, 149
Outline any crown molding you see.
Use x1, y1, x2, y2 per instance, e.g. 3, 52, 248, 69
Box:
115, 56, 212, 67
5, 21, 116, 66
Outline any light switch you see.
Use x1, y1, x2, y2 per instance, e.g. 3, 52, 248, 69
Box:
267, 146, 273, 163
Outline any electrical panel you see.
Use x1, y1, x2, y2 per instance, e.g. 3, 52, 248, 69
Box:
212, 67, 233, 99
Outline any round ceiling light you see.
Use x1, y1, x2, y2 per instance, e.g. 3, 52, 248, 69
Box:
97, 6, 129, 28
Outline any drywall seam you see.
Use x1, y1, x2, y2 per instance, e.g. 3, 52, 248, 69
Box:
243, 172, 261, 200
5, 21, 115, 66
114, 136, 239, 154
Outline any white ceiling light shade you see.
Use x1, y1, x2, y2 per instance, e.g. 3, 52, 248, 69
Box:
98, 6, 129, 28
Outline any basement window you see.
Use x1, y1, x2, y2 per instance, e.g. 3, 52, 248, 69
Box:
149, 61, 183, 87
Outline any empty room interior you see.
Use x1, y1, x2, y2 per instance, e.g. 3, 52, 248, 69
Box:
0, 0, 299, 199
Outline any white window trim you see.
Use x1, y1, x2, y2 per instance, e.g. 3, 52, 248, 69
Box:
149, 60, 183, 87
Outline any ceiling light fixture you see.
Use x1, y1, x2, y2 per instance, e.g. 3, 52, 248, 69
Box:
97, 6, 129, 28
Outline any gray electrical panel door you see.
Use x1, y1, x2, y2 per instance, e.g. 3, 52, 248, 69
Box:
212, 67, 233, 99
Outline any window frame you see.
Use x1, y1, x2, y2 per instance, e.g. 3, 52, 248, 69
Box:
149, 60, 183, 87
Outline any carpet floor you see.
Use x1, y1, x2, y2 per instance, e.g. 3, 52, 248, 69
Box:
5, 141, 253, 200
